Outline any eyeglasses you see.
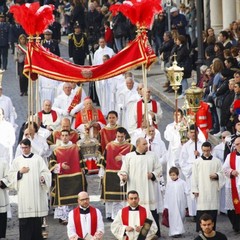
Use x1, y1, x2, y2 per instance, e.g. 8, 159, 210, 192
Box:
78, 198, 89, 201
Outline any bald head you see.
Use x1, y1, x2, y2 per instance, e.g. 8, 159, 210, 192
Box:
61, 118, 71, 130
136, 137, 148, 154
77, 191, 90, 208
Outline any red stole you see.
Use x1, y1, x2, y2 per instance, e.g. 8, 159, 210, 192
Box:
137, 100, 157, 128
105, 142, 133, 170
122, 206, 147, 240
54, 144, 81, 174
38, 110, 57, 122
73, 206, 97, 238
230, 151, 240, 214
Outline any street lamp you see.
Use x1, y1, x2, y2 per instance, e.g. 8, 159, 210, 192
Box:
166, 54, 184, 123
185, 82, 203, 156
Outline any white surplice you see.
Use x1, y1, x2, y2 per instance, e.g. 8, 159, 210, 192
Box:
120, 151, 162, 211
67, 207, 104, 239
191, 156, 225, 211
7, 154, 51, 218
0, 161, 9, 213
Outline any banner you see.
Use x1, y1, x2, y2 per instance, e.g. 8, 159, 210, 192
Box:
24, 34, 156, 83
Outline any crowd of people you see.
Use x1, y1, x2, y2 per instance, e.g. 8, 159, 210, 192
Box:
0, 0, 240, 240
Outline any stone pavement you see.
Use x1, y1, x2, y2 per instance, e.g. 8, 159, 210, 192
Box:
1, 39, 234, 239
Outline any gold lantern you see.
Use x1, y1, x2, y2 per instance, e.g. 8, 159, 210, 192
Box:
166, 54, 184, 123
166, 54, 184, 92
185, 82, 203, 153
185, 82, 203, 114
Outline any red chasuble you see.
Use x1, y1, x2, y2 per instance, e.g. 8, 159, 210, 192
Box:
75, 108, 106, 129
99, 126, 118, 154
230, 151, 240, 214
73, 206, 97, 238
137, 100, 157, 128
105, 142, 133, 170
54, 144, 81, 174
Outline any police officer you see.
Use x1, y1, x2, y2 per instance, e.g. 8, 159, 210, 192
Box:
42, 29, 60, 57
68, 21, 88, 65
0, 13, 10, 70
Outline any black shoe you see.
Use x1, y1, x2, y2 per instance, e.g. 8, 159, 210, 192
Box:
20, 92, 24, 96
24, 92, 28, 96
172, 234, 182, 238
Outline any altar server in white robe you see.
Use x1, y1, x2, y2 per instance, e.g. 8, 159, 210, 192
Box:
192, 141, 225, 232
164, 167, 189, 238
212, 131, 231, 214
179, 125, 203, 218
111, 190, 158, 240
6, 138, 51, 240
0, 161, 10, 239
119, 137, 162, 237
0, 108, 15, 165
67, 191, 104, 240
39, 75, 59, 108
164, 109, 184, 181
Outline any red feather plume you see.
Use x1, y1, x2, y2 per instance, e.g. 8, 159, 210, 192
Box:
9, 2, 55, 36
110, 0, 162, 29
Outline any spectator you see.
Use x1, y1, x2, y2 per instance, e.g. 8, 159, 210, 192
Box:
218, 30, 232, 50
152, 13, 167, 56
170, 6, 188, 36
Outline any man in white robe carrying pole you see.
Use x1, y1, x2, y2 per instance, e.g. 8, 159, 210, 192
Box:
191, 141, 225, 232
6, 138, 51, 240
119, 137, 162, 237
179, 125, 203, 220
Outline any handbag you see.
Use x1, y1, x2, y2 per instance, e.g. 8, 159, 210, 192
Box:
161, 208, 169, 227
